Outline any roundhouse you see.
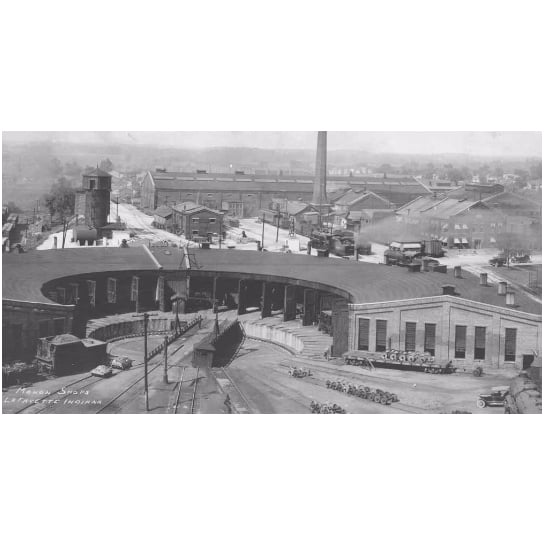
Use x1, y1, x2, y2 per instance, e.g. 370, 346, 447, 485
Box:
2, 247, 541, 371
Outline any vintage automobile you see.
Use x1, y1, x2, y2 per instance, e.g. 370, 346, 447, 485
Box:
91, 365, 113, 378
511, 254, 531, 264
477, 386, 510, 408
489, 255, 507, 267
111, 356, 133, 370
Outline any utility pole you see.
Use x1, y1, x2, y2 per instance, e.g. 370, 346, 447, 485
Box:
163, 335, 169, 384
261, 212, 265, 249
219, 216, 222, 249
132, 311, 158, 412
275, 204, 280, 243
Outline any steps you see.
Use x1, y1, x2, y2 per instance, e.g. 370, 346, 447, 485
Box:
238, 313, 333, 360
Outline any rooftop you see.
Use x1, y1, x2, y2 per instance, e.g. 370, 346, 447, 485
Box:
3, 247, 541, 316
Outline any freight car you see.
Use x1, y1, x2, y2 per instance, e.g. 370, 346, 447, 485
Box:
344, 349, 456, 374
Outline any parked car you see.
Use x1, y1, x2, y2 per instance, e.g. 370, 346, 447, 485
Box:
111, 356, 133, 370
91, 365, 113, 378
489, 255, 507, 267
511, 254, 531, 264
477, 386, 509, 408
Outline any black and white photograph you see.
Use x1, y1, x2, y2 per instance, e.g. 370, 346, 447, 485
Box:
1, 2, 542, 544
2, 130, 542, 415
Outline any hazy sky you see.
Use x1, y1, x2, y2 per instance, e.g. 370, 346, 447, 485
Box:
3, 131, 541, 156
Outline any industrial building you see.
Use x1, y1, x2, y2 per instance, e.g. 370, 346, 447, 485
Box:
3, 246, 541, 371
396, 184, 542, 250
140, 170, 431, 217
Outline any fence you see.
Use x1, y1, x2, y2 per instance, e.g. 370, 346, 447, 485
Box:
88, 315, 201, 344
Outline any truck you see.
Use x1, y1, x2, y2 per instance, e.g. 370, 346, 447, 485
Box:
309, 229, 355, 258
384, 239, 445, 266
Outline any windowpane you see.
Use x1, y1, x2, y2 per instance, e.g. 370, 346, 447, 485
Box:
358, 318, 370, 351
405, 322, 416, 352
87, 280, 96, 307
505, 328, 517, 362
107, 278, 117, 304
376, 320, 387, 352
474, 326, 486, 360
455, 325, 466, 358
424, 323, 436, 356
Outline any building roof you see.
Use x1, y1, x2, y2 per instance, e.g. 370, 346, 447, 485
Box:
153, 205, 173, 218
3, 246, 541, 316
2, 247, 158, 304
84, 167, 112, 178
347, 209, 394, 221
286, 201, 313, 216
171, 204, 224, 216
149, 171, 314, 193
396, 195, 488, 219
334, 189, 391, 207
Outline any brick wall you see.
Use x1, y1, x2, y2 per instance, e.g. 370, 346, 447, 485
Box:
349, 295, 541, 370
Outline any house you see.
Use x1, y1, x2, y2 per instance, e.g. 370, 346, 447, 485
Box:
152, 205, 173, 230
171, 203, 224, 240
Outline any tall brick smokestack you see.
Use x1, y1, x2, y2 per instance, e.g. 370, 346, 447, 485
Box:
312, 131, 328, 206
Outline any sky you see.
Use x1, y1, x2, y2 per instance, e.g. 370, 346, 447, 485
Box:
3, 131, 541, 157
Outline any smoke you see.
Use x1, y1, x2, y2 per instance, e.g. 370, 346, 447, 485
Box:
356, 216, 423, 246
355, 206, 542, 250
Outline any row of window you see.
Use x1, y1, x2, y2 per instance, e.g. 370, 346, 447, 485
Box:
358, 319, 517, 361
191, 217, 216, 223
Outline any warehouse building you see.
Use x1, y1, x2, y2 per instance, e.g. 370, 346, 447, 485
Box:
140, 170, 431, 217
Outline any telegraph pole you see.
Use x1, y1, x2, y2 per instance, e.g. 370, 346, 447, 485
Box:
275, 204, 280, 243
261, 212, 265, 249
163, 335, 169, 384
132, 311, 158, 412
143, 313, 150, 411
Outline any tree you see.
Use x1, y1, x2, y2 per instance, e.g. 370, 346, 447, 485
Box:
99, 158, 114, 172
43, 177, 76, 248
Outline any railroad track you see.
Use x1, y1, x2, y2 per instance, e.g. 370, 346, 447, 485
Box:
97, 335, 192, 414
190, 367, 200, 414
172, 367, 186, 414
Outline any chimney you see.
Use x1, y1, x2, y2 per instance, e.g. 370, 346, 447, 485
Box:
498, 281, 508, 296
480, 273, 488, 286
442, 284, 455, 296
506, 290, 515, 306
422, 259, 430, 271
454, 266, 462, 278
311, 131, 328, 208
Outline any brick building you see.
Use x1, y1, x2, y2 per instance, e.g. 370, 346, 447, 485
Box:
75, 168, 112, 228
171, 204, 224, 240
